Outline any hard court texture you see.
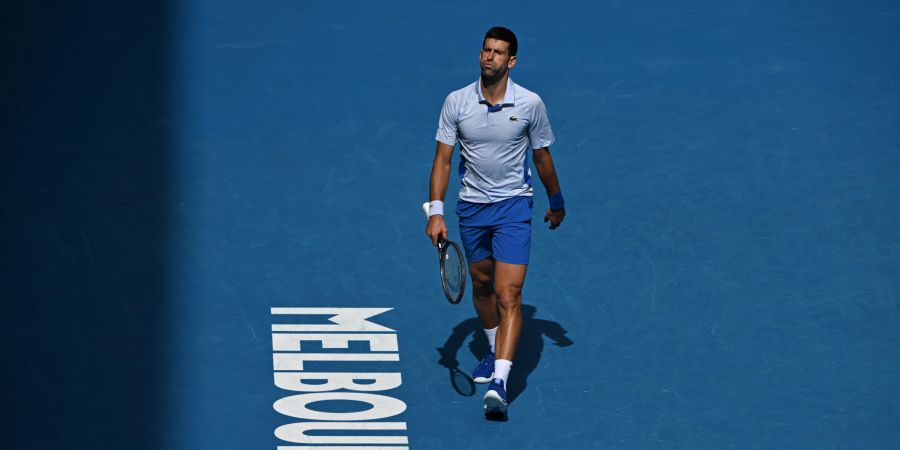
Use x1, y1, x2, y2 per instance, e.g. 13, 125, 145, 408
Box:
2, 0, 899, 449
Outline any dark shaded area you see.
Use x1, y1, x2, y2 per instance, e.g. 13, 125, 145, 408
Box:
447, 366, 476, 397
1, 1, 169, 448
437, 305, 573, 404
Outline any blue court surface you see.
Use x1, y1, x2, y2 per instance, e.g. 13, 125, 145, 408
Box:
3, 1, 900, 449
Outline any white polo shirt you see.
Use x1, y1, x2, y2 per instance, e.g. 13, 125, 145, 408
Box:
435, 78, 555, 204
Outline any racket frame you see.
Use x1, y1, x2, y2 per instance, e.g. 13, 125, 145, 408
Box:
438, 237, 466, 304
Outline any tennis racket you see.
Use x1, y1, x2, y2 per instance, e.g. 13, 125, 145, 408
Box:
422, 202, 467, 304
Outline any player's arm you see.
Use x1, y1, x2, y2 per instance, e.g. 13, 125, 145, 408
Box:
532, 147, 566, 230
425, 141, 454, 245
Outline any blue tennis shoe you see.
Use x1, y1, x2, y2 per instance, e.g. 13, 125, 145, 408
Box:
483, 379, 508, 415
471, 350, 495, 383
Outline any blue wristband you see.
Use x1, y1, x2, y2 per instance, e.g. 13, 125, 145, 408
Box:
548, 192, 565, 210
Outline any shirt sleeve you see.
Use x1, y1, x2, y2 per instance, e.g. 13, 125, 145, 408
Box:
435, 93, 459, 146
528, 98, 555, 150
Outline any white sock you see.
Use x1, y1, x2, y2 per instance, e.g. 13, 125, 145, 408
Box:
483, 327, 498, 353
493, 359, 512, 384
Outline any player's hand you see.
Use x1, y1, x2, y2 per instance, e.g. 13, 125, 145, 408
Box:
425, 215, 448, 246
544, 207, 565, 230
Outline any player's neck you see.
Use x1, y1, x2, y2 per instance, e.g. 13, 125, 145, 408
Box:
480, 74, 508, 105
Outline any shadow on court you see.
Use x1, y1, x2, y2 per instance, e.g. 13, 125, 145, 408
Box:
437, 304, 574, 404
1, 1, 169, 448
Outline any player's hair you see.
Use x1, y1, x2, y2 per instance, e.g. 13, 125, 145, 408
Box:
483, 26, 518, 56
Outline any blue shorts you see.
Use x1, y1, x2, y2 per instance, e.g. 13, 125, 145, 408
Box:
456, 196, 533, 265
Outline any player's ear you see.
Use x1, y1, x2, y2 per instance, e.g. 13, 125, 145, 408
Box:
508, 55, 517, 69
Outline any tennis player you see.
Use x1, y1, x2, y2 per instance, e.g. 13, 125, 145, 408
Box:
425, 26, 566, 416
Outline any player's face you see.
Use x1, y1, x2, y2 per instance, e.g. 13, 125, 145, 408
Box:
480, 38, 516, 80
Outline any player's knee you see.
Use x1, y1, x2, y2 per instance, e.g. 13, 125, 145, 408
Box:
470, 273, 495, 301
470, 272, 491, 288
496, 286, 522, 309
472, 283, 494, 300
469, 267, 493, 290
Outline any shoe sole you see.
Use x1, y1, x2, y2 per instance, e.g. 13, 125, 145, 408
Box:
483, 390, 507, 415
473, 373, 494, 384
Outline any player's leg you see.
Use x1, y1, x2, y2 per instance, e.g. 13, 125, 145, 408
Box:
458, 223, 497, 323
468, 257, 499, 383
469, 257, 498, 329
482, 261, 526, 415
490, 219, 531, 363
458, 224, 499, 383
493, 261, 527, 362
483, 218, 530, 415
460, 225, 499, 329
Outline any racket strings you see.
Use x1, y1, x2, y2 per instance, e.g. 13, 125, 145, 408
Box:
444, 250, 462, 290
441, 244, 465, 303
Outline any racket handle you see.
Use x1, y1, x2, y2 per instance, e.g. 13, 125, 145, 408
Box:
424, 202, 447, 250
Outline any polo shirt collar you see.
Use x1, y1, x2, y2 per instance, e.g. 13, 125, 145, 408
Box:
476, 77, 516, 111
